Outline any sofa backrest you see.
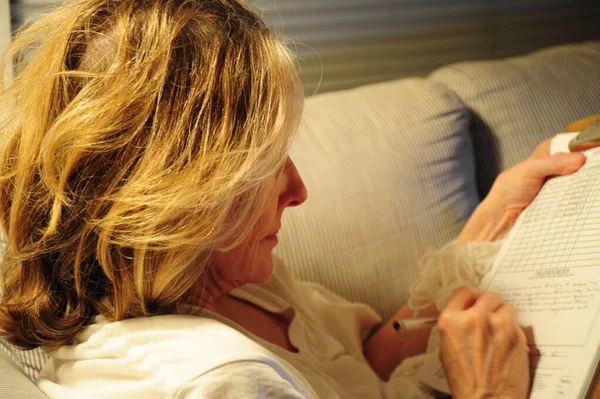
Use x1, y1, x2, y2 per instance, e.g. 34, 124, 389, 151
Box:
0, 351, 48, 399
431, 40, 600, 198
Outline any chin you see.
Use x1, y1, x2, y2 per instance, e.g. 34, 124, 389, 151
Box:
251, 253, 275, 284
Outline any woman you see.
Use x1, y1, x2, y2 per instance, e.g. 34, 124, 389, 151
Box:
0, 0, 588, 397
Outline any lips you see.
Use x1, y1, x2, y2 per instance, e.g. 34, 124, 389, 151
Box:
265, 226, 280, 240
266, 231, 279, 239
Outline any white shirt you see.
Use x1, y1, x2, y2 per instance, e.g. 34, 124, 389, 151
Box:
37, 258, 428, 398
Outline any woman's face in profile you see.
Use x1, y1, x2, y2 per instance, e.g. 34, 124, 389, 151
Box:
210, 157, 307, 285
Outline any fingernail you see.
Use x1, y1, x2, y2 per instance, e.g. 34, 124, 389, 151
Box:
565, 153, 586, 170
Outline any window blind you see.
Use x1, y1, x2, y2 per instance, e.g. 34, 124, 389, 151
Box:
10, 0, 600, 94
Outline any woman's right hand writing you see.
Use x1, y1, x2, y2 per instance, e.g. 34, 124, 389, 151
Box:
438, 286, 530, 399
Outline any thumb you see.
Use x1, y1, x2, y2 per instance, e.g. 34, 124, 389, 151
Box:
529, 152, 586, 178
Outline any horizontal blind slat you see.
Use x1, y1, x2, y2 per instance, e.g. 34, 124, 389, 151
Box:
10, 0, 600, 94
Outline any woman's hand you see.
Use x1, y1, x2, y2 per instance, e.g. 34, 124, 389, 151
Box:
487, 139, 585, 219
459, 139, 586, 242
438, 286, 530, 399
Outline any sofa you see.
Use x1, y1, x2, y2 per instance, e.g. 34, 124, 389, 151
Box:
1, 40, 600, 398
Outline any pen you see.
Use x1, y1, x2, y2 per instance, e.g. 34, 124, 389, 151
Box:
393, 317, 438, 331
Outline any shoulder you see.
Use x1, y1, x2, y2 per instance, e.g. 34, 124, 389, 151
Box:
89, 314, 274, 362
43, 315, 285, 390
175, 360, 315, 398
40, 315, 315, 398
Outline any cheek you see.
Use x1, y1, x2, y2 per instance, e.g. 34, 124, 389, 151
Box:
211, 189, 280, 281
215, 234, 267, 274
239, 230, 277, 282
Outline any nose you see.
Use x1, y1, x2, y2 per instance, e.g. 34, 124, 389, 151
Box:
280, 157, 307, 208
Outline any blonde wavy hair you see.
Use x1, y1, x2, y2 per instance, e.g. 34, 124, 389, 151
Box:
0, 0, 302, 350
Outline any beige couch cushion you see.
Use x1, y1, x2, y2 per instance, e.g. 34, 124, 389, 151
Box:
0, 351, 48, 399
431, 40, 600, 197
275, 78, 478, 318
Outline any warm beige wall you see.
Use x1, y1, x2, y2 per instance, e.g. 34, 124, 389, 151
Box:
0, 0, 9, 83
0, 0, 9, 53
0, 0, 9, 55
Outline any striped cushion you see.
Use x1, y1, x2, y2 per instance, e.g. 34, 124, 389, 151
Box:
275, 78, 479, 319
430, 40, 600, 198
0, 340, 48, 382
0, 350, 48, 399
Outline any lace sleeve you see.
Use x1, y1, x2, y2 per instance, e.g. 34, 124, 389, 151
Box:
407, 240, 504, 314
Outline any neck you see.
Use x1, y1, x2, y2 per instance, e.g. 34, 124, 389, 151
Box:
186, 268, 243, 312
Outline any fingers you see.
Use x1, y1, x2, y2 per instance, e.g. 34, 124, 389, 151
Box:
488, 304, 528, 388
438, 287, 529, 398
473, 291, 504, 313
438, 289, 531, 398
489, 303, 521, 349
443, 286, 481, 312
444, 286, 503, 313
530, 138, 552, 159
440, 289, 521, 347
527, 152, 586, 178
